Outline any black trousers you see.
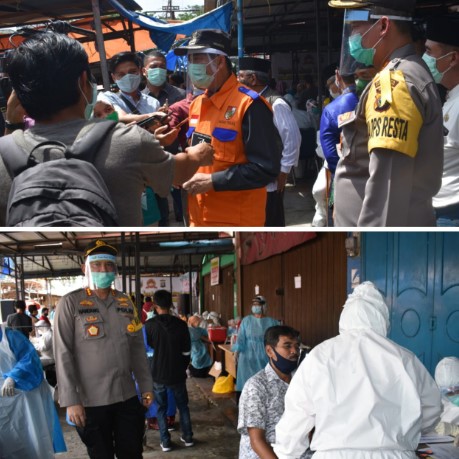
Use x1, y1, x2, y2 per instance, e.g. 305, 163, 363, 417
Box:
76, 396, 145, 459
265, 190, 285, 227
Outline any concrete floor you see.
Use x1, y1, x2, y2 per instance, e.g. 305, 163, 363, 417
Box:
55, 376, 240, 459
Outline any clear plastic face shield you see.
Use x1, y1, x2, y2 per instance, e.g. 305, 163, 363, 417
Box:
340, 9, 375, 77
84, 253, 118, 290
186, 51, 223, 96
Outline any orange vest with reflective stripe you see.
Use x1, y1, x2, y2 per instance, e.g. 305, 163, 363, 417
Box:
187, 74, 267, 227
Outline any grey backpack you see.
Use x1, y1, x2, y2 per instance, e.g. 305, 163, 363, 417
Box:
0, 120, 118, 227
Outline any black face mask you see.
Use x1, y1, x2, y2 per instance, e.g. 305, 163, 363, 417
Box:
270, 347, 298, 375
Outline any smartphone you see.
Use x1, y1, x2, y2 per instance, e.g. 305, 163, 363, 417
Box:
137, 114, 166, 128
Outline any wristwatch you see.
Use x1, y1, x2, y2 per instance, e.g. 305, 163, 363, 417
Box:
5, 120, 25, 131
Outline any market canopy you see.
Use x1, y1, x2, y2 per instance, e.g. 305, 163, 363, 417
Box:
107, 0, 233, 52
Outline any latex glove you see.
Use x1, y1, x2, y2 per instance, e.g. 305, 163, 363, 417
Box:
1, 377, 15, 397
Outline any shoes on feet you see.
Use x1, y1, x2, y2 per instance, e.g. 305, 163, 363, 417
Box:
180, 436, 194, 447
160, 442, 172, 452
167, 415, 175, 431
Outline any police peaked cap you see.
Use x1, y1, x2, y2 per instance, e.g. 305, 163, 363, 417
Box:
174, 29, 231, 56
84, 239, 118, 257
329, 0, 416, 17
426, 14, 459, 48
238, 57, 271, 74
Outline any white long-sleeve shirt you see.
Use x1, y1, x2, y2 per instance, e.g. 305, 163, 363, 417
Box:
260, 88, 301, 192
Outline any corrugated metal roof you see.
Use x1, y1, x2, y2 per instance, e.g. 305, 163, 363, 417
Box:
0, 231, 234, 279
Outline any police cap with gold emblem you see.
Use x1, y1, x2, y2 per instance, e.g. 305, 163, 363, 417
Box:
84, 239, 118, 257
329, 0, 416, 18
426, 14, 459, 48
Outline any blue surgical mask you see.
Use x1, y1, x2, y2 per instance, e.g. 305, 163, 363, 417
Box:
348, 20, 382, 67
116, 73, 141, 93
147, 68, 167, 87
91, 272, 116, 289
251, 305, 263, 315
270, 347, 298, 375
188, 58, 218, 89
422, 52, 453, 84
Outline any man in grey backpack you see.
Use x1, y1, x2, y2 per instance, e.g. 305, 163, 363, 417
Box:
0, 32, 213, 227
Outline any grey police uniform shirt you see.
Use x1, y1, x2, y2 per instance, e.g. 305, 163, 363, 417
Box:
0, 119, 174, 226
54, 288, 152, 408
334, 44, 444, 227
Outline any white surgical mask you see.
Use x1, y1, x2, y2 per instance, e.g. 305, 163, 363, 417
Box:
79, 77, 98, 120
116, 73, 141, 93
147, 68, 167, 87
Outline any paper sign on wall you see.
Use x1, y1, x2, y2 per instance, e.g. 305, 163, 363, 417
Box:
294, 275, 301, 289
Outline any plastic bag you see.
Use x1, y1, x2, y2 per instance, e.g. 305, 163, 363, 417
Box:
212, 374, 235, 394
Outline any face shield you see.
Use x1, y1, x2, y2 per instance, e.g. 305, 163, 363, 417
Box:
340, 9, 376, 76
186, 51, 222, 95
85, 253, 118, 290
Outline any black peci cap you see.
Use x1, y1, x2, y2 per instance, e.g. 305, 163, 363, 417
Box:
426, 14, 459, 48
238, 57, 271, 74
84, 239, 118, 257
174, 29, 231, 56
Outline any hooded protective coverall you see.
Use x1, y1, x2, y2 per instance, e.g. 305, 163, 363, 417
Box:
273, 281, 441, 459
434, 356, 459, 442
0, 324, 66, 458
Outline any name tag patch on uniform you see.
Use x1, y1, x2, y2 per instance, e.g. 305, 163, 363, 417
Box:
225, 106, 237, 120
79, 308, 99, 314
117, 307, 134, 314
338, 111, 356, 128
87, 325, 100, 337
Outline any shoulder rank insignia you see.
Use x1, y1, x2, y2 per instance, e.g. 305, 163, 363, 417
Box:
87, 325, 99, 337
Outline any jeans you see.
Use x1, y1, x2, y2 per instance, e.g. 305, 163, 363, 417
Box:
153, 381, 193, 445
76, 396, 145, 459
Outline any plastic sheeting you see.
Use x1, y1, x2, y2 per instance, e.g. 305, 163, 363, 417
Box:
107, 0, 233, 52
232, 314, 279, 392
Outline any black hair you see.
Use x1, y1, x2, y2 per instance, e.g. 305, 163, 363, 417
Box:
144, 50, 166, 65
110, 51, 142, 73
14, 299, 26, 310
153, 289, 172, 310
41, 307, 49, 313
7, 32, 90, 121
169, 72, 184, 86
145, 296, 152, 302
264, 325, 300, 347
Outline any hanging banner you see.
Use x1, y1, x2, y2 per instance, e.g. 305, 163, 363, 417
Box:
210, 257, 220, 286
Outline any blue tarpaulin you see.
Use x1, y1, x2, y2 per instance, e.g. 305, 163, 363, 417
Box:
106, 0, 233, 53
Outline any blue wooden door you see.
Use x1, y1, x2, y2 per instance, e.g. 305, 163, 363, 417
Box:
362, 232, 459, 374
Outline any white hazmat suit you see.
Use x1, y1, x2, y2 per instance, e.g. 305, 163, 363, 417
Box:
273, 281, 441, 459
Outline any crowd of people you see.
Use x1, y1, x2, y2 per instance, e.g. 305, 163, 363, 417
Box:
0, 0, 456, 227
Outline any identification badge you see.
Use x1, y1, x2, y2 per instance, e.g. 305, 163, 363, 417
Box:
191, 131, 212, 147
338, 111, 356, 128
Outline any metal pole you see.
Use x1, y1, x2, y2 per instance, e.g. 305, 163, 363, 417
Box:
91, 0, 111, 91
135, 233, 141, 316
121, 233, 127, 293
189, 254, 192, 314
314, 0, 323, 108
14, 255, 19, 300
20, 255, 25, 301
237, 0, 244, 57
